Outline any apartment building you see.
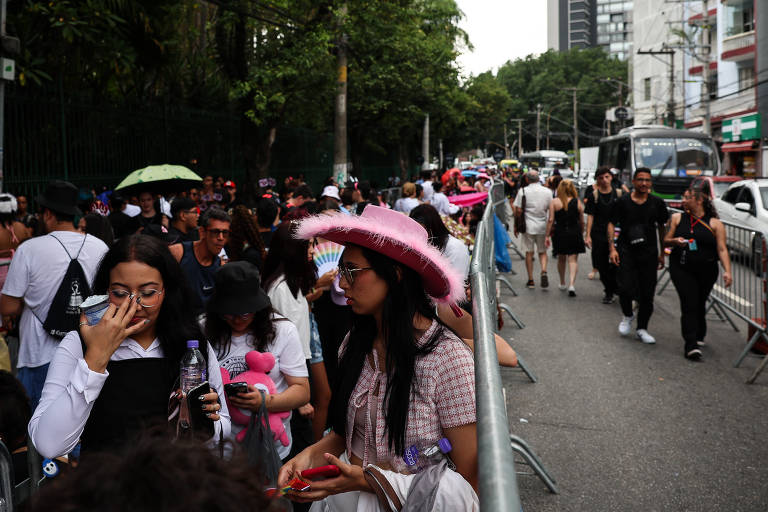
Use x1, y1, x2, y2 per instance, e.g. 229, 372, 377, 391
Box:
548, 0, 633, 60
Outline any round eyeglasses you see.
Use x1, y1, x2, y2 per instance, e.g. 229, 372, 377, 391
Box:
108, 288, 164, 308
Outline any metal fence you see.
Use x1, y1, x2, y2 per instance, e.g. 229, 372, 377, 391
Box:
470, 181, 522, 511
657, 209, 768, 383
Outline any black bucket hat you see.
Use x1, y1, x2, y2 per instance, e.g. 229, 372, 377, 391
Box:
37, 180, 81, 216
208, 261, 271, 315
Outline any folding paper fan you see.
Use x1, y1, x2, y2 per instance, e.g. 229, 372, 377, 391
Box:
313, 241, 344, 276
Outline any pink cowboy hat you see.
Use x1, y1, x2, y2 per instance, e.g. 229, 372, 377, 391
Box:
295, 205, 464, 305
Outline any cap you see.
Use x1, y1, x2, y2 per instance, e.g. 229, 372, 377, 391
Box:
187, 340, 199, 348
438, 437, 452, 453
224, 180, 236, 189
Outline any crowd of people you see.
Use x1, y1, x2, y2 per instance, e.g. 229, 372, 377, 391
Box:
0, 169, 514, 511
0, 161, 735, 509
508, 164, 733, 361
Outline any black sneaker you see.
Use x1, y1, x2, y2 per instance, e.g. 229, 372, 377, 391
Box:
602, 294, 615, 304
685, 348, 703, 361
526, 279, 535, 289
540, 273, 549, 288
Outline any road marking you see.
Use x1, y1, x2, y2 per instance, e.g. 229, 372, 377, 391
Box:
713, 284, 752, 307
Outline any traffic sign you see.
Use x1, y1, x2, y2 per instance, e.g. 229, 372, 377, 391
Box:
614, 107, 629, 120
492, 149, 505, 163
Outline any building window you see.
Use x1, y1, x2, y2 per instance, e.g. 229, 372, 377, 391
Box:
724, 0, 754, 36
702, 73, 718, 102
644, 78, 651, 101
738, 66, 755, 91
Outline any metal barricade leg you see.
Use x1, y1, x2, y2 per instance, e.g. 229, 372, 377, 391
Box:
746, 352, 768, 384
496, 276, 518, 297
499, 303, 525, 329
706, 298, 740, 332
656, 267, 672, 295
510, 440, 559, 494
512, 355, 537, 383
509, 435, 556, 483
733, 329, 768, 368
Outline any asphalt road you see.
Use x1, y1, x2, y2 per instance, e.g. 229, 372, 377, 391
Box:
496, 244, 768, 512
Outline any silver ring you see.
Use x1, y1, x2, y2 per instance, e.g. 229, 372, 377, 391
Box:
78, 321, 88, 327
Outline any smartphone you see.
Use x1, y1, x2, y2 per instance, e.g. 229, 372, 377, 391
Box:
300, 465, 341, 480
224, 382, 249, 397
186, 381, 215, 438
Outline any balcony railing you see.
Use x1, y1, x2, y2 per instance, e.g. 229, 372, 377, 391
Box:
721, 30, 755, 61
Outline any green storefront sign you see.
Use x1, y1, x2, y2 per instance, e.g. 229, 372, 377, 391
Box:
722, 113, 761, 142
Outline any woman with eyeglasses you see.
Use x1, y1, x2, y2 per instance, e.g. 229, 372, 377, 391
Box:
205, 261, 309, 461
29, 235, 231, 459
278, 205, 478, 510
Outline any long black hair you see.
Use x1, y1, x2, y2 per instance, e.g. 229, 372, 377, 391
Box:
91, 235, 206, 365
409, 204, 450, 251
327, 244, 444, 455
204, 306, 284, 360
262, 222, 316, 297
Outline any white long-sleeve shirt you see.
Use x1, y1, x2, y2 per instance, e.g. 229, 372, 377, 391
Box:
431, 192, 459, 216
28, 331, 231, 459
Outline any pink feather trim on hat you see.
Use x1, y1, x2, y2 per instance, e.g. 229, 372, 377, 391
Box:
295, 206, 465, 305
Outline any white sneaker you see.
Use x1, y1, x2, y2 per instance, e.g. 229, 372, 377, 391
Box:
558, 284, 567, 291
636, 329, 656, 344
618, 316, 634, 336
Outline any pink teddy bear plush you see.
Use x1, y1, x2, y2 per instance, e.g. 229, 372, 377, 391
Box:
220, 351, 290, 446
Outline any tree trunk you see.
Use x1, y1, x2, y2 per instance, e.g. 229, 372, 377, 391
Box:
398, 140, 409, 182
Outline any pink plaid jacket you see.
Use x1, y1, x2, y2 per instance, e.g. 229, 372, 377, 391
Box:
342, 321, 476, 468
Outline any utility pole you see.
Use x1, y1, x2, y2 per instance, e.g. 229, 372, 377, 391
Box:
535, 104, 542, 151
509, 118, 523, 158
503, 122, 508, 157
565, 88, 581, 167
333, 3, 349, 185
701, 0, 712, 135
421, 114, 430, 171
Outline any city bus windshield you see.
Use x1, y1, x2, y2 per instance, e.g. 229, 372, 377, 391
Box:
634, 138, 717, 177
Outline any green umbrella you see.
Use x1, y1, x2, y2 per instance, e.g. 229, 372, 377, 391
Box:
115, 164, 203, 194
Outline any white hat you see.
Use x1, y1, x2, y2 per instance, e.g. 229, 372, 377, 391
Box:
321, 185, 341, 201
0, 193, 17, 214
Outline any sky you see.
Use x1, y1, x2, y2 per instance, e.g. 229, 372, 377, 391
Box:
454, 0, 548, 77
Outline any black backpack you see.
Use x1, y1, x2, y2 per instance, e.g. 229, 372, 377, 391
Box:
38, 235, 92, 338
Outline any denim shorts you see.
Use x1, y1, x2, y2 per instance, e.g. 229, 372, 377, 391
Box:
308, 312, 324, 364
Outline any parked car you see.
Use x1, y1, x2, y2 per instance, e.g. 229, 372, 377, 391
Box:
691, 175, 743, 200
713, 178, 768, 274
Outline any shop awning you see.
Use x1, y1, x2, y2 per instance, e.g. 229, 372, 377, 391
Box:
721, 141, 757, 152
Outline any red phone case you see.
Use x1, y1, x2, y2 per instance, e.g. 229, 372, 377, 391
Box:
300, 465, 341, 480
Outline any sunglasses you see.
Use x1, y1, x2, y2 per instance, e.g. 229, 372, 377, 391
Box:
206, 228, 230, 238
337, 263, 373, 285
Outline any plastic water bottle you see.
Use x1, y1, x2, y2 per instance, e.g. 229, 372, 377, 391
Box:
402, 438, 453, 474
179, 340, 207, 430
180, 340, 207, 395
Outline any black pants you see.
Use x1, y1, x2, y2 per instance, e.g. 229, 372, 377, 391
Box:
617, 248, 658, 330
669, 260, 719, 353
591, 235, 617, 297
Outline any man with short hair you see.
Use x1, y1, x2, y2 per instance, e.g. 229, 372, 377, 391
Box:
107, 195, 140, 240
169, 207, 231, 314
168, 197, 200, 243
608, 167, 669, 344
255, 197, 279, 249
585, 166, 622, 304
0, 180, 108, 407
281, 184, 313, 219
513, 170, 552, 289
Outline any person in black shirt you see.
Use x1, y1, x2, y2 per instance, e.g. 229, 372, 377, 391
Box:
107, 195, 139, 241
168, 197, 200, 243
664, 188, 732, 360
585, 167, 622, 303
608, 168, 669, 344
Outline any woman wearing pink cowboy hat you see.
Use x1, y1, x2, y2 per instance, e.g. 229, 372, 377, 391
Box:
278, 205, 478, 510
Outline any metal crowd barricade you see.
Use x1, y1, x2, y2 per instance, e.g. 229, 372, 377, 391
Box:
657, 210, 768, 383
470, 182, 558, 509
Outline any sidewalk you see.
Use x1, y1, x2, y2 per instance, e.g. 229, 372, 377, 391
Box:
497, 250, 768, 511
